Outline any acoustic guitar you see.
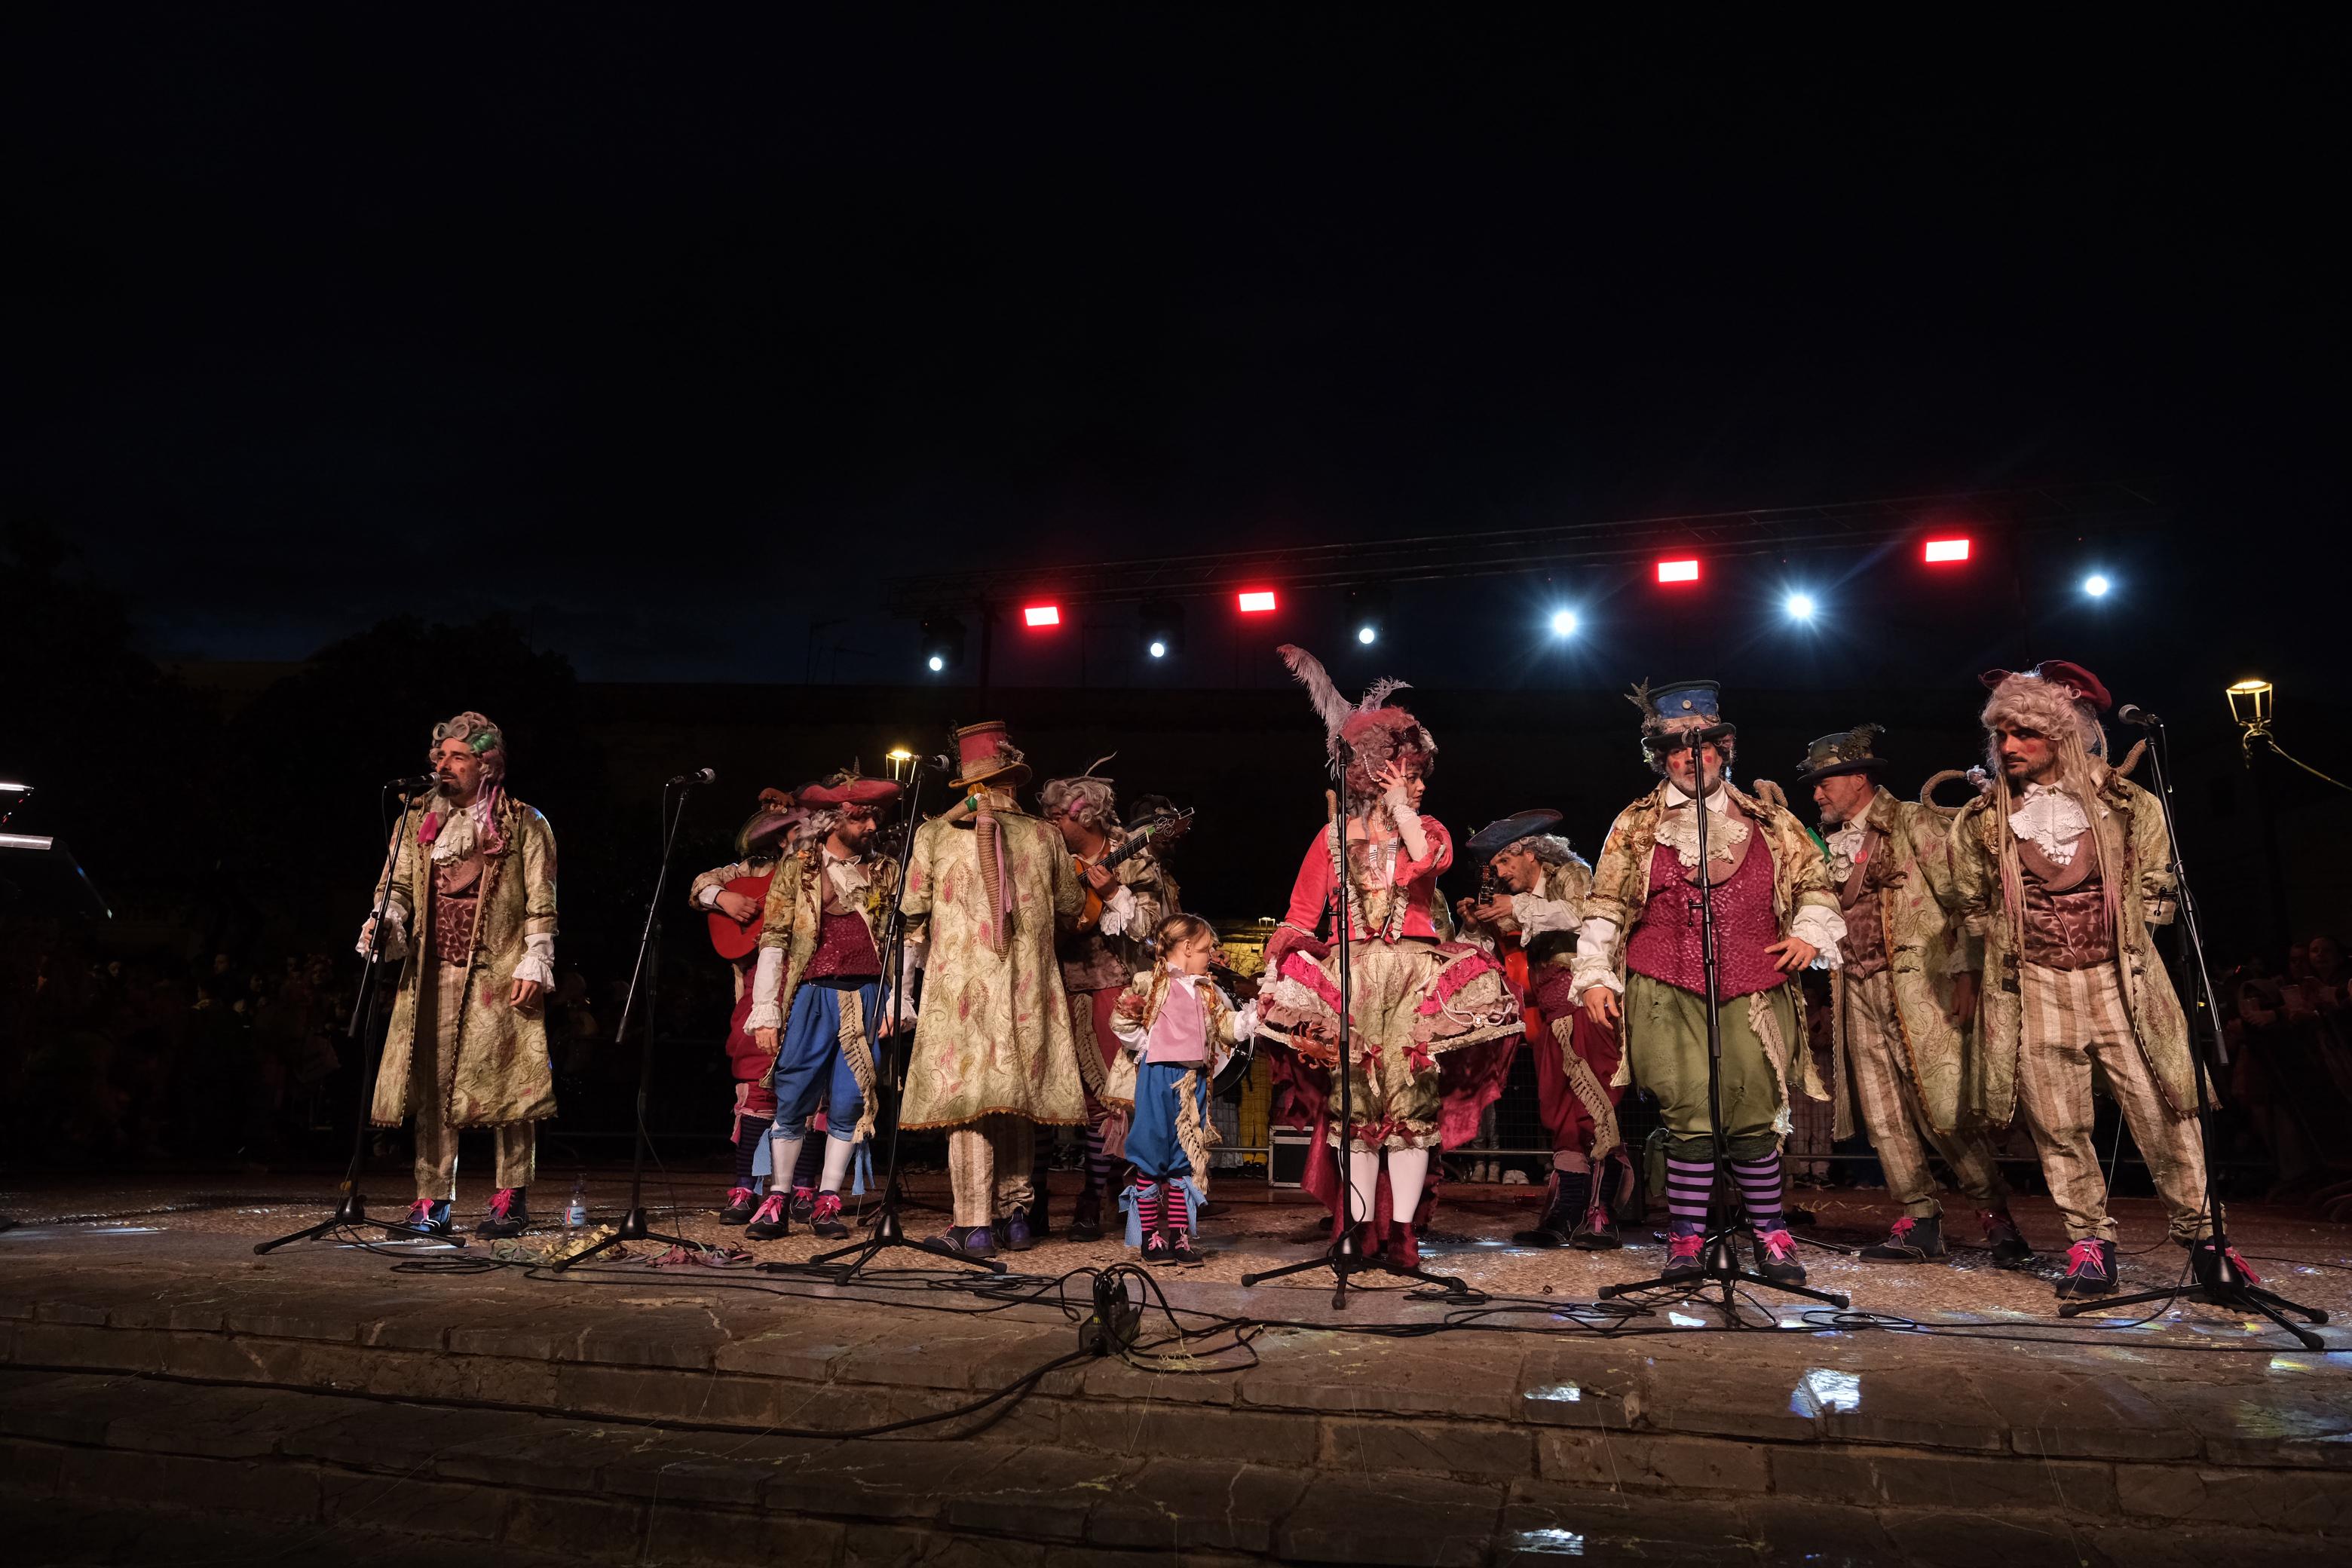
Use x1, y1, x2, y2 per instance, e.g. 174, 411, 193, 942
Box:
705, 872, 774, 963
1074, 809, 1194, 931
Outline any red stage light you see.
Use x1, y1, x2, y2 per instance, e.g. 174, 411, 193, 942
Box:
1022, 604, 1061, 628
1237, 590, 1278, 614
1656, 558, 1700, 584
1923, 537, 1971, 564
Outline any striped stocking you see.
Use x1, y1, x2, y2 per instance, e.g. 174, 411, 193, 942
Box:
1664, 1156, 1715, 1237
1730, 1155, 1787, 1234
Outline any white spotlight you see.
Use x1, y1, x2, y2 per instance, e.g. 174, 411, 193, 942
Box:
1356, 624, 1377, 645
2083, 573, 2112, 599
1148, 640, 1167, 659
926, 654, 945, 673
1785, 592, 1817, 622
1548, 609, 1578, 638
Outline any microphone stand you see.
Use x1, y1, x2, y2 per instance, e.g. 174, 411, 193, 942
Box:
1243, 769, 1472, 1308
1600, 754, 1850, 1321
555, 776, 706, 1269
797, 759, 1004, 1277
259, 786, 462, 1252
2058, 715, 2326, 1346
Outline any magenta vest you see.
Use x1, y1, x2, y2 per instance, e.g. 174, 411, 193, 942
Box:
1625, 833, 1784, 1000
804, 909, 881, 982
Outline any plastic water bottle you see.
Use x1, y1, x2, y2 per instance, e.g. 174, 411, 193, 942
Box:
565, 1179, 589, 1229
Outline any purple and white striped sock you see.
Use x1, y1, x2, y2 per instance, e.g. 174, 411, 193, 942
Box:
1731, 1155, 1787, 1234
1664, 1156, 1715, 1237
1081, 1123, 1115, 1199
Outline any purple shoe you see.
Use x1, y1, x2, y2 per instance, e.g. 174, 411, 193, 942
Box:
936, 1226, 996, 1260
1002, 1205, 1035, 1251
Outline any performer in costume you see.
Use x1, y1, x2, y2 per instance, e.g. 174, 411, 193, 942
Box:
1107, 914, 1258, 1265
1949, 661, 2220, 1298
743, 770, 907, 1242
356, 712, 558, 1239
1257, 645, 1523, 1268
1573, 681, 1845, 1286
1037, 761, 1171, 1242
688, 789, 803, 1224
1798, 725, 2035, 1266
1459, 827, 1628, 1248
899, 721, 1089, 1259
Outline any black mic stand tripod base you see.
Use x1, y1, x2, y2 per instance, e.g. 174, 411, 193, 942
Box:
2056, 714, 2326, 1349
259, 786, 467, 1255
554, 777, 709, 1271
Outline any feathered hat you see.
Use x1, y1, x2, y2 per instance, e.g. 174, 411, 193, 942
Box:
1628, 678, 1733, 773
1279, 644, 1436, 798
1794, 723, 1890, 787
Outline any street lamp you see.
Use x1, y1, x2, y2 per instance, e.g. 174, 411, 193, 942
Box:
2225, 678, 2274, 749
886, 748, 916, 783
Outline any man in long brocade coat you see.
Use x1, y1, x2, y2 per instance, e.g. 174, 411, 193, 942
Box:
357, 712, 558, 1239
1573, 681, 1845, 1287
899, 721, 1088, 1259
1949, 660, 2217, 1300
1797, 724, 2033, 1268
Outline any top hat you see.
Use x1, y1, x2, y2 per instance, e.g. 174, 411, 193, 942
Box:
1631, 678, 1732, 740
1794, 724, 1891, 788
951, 721, 1031, 792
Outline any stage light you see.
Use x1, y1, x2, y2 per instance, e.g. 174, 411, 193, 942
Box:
1344, 583, 1389, 648
2083, 573, 2112, 599
1356, 624, 1377, 645
1237, 589, 1278, 614
1023, 603, 1061, 628
1140, 598, 1184, 661
919, 612, 966, 674
1923, 537, 1971, 564
1785, 592, 1817, 622
1657, 558, 1700, 584
1548, 609, 1579, 638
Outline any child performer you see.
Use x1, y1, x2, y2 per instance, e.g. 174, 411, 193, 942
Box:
1107, 914, 1257, 1265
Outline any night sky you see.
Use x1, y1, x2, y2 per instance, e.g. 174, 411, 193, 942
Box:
5, 13, 2339, 692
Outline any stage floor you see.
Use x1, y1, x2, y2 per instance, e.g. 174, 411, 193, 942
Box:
4, 1168, 2350, 1566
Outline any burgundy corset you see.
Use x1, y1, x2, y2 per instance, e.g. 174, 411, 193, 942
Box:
1625, 835, 1784, 1000
432, 893, 479, 965
2020, 863, 2113, 970
804, 908, 881, 982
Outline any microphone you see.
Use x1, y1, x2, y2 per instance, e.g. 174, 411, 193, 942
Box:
923, 753, 956, 772
384, 775, 436, 792
669, 767, 718, 786
2116, 705, 2160, 727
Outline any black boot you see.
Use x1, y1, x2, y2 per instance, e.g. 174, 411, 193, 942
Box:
1981, 1208, 2035, 1268
2054, 1238, 2118, 1299
475, 1188, 529, 1238
1860, 1211, 1945, 1262
1514, 1170, 1587, 1248
1069, 1186, 1104, 1242
1572, 1160, 1625, 1251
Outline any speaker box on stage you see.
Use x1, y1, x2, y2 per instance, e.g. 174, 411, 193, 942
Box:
1269, 1129, 1312, 1189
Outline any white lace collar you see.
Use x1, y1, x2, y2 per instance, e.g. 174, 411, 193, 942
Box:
2009, 783, 2090, 865
1658, 782, 1747, 868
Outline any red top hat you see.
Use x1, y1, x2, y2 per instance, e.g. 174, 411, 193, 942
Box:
950, 721, 1031, 791
1979, 660, 2112, 712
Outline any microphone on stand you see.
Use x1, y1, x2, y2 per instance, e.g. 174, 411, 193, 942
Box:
2116, 705, 2160, 727
384, 775, 436, 792
668, 767, 718, 786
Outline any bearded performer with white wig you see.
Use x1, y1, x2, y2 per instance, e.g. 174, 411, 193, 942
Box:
1949, 660, 2222, 1300
1256, 645, 1523, 1269
356, 711, 559, 1240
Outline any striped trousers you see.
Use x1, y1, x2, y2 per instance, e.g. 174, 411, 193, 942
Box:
2016, 961, 2210, 1243
1841, 969, 2007, 1217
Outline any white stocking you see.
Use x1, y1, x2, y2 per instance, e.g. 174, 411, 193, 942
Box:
1388, 1147, 1430, 1224
819, 1135, 856, 1196
767, 1132, 804, 1200
1339, 1147, 1381, 1251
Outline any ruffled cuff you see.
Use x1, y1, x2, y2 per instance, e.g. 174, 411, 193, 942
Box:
512, 933, 556, 989
357, 907, 409, 963
1570, 916, 1622, 997
1097, 884, 1138, 937
1787, 905, 1847, 969
1233, 998, 1261, 1039
745, 945, 786, 1032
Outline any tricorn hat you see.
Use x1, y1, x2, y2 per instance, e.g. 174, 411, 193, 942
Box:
801, 770, 903, 810
1794, 724, 1890, 788
733, 786, 804, 856
950, 721, 1031, 792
